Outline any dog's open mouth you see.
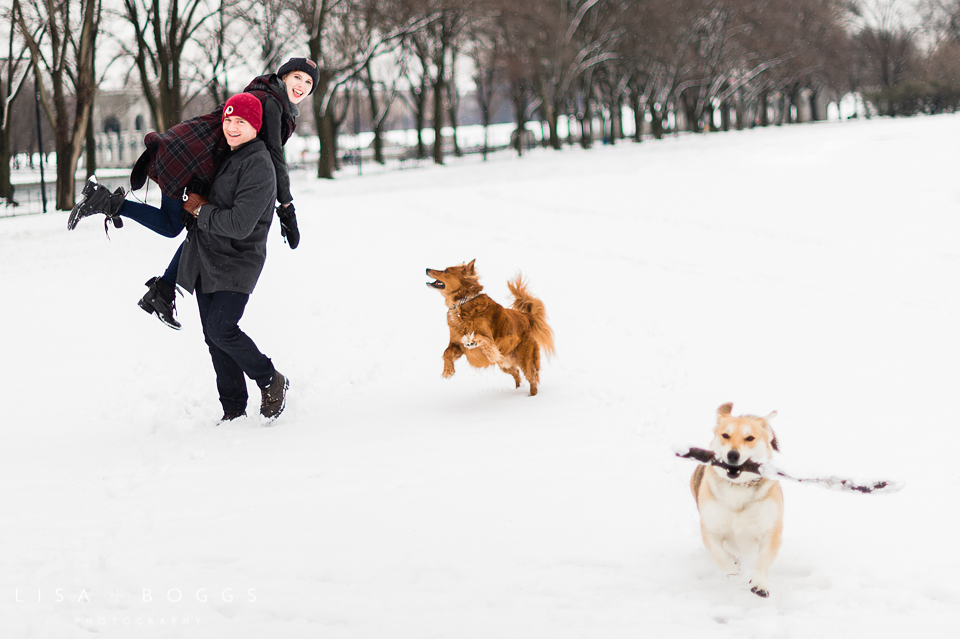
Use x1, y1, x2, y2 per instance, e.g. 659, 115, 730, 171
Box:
427, 279, 445, 289
725, 468, 742, 479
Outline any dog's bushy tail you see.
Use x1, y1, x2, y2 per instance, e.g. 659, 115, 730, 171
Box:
508, 274, 555, 357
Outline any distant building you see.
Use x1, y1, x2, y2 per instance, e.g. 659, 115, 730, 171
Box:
92, 89, 152, 169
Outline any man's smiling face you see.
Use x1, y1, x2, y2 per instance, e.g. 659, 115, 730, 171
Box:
223, 115, 258, 149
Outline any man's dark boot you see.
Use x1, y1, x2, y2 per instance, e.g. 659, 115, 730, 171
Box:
67, 177, 126, 231
218, 411, 246, 425
138, 276, 181, 330
260, 371, 289, 421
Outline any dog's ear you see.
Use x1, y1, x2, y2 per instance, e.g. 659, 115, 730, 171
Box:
762, 411, 779, 452
466, 259, 476, 274
717, 403, 733, 418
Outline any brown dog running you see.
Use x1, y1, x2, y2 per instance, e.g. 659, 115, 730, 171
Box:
426, 260, 554, 396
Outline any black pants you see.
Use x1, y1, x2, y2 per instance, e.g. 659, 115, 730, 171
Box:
196, 283, 274, 414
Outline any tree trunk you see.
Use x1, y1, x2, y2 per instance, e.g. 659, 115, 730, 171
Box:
650, 106, 663, 140
682, 93, 700, 133
415, 93, 426, 159
85, 112, 97, 177
608, 97, 618, 144
433, 77, 444, 165
0, 122, 12, 202
809, 86, 821, 121
580, 99, 593, 149
511, 80, 527, 156
312, 73, 336, 179
630, 92, 643, 143
446, 74, 461, 158
364, 66, 385, 165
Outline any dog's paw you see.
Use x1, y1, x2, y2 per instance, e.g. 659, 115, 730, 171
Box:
720, 557, 740, 577
442, 366, 455, 378
749, 583, 770, 598
460, 333, 478, 349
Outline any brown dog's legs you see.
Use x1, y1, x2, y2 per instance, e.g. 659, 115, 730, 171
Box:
461, 333, 504, 366
517, 339, 541, 396
499, 364, 522, 388
442, 343, 464, 378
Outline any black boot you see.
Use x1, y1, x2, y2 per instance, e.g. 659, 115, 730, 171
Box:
218, 411, 246, 425
138, 276, 182, 330
67, 177, 126, 231
260, 371, 289, 421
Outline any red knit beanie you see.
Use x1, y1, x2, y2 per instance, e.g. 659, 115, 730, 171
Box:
223, 93, 263, 132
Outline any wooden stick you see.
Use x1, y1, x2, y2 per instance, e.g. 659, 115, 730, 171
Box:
674, 446, 904, 495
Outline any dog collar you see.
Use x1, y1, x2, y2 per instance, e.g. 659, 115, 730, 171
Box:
722, 467, 763, 488
448, 293, 481, 318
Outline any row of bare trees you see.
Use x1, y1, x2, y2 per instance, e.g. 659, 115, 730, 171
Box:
4, 0, 960, 209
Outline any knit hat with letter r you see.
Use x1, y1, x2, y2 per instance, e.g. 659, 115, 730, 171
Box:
223, 93, 263, 132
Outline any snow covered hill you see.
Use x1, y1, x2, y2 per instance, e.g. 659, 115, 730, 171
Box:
1, 114, 958, 638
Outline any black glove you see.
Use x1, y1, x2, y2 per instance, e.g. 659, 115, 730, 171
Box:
180, 208, 197, 232
277, 204, 300, 249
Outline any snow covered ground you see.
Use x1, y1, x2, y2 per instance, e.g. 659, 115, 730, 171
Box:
1, 114, 958, 638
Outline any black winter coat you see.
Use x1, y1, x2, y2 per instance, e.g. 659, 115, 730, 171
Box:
177, 139, 277, 295
244, 74, 298, 205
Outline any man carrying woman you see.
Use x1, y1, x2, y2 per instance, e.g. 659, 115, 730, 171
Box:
178, 92, 288, 423
67, 57, 319, 331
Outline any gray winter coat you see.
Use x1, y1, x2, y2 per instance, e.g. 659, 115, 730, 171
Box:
178, 138, 277, 295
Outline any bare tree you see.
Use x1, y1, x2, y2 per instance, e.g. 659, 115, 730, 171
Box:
497, 6, 538, 155
364, 55, 406, 164
466, 14, 506, 158
1, 3, 33, 204
918, 0, 960, 44
118, 0, 223, 132
195, 0, 251, 106
399, 36, 432, 159
14, 0, 101, 210
245, 0, 302, 73
849, 0, 919, 88
291, 0, 436, 178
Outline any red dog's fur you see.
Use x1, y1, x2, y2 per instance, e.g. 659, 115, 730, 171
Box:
426, 260, 554, 396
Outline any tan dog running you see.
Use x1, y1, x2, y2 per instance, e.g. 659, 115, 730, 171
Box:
426, 260, 554, 396
691, 403, 783, 597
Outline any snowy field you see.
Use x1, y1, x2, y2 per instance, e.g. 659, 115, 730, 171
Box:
1, 114, 958, 638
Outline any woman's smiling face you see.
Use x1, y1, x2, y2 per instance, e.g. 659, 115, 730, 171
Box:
282, 70, 313, 104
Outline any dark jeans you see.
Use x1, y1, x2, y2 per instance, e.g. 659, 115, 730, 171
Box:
161, 242, 184, 286
116, 193, 185, 287
196, 282, 275, 415
118, 193, 185, 238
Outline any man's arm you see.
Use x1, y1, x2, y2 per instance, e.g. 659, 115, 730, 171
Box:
195, 155, 277, 239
